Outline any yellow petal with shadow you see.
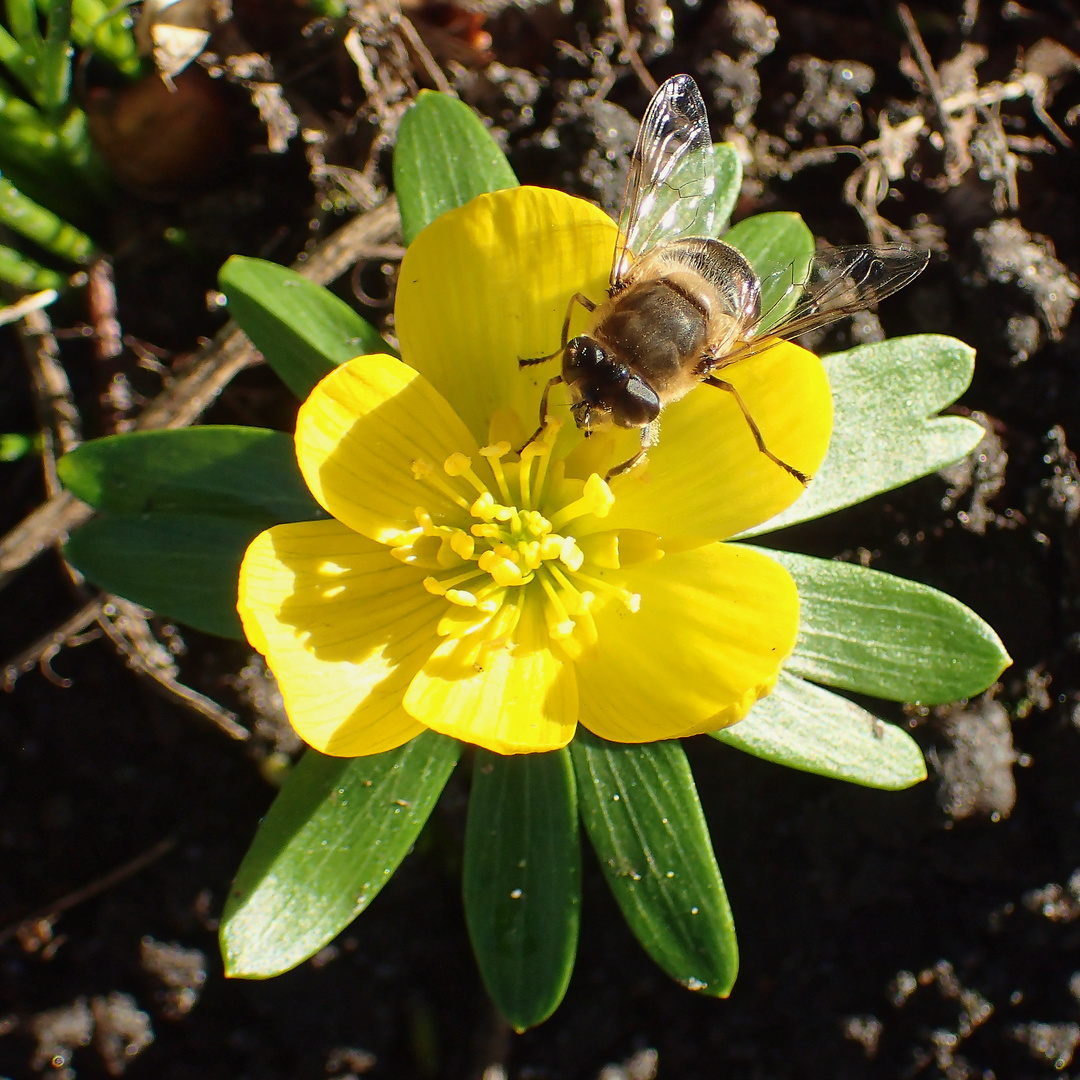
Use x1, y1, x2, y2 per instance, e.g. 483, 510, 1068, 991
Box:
403, 599, 578, 753
598, 341, 833, 544
237, 518, 441, 756
396, 186, 616, 449
575, 542, 798, 742
296, 355, 481, 545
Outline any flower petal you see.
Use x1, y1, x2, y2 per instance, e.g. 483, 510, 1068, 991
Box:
403, 600, 578, 753
598, 341, 833, 543
575, 542, 798, 742
296, 355, 481, 544
396, 186, 616, 446
238, 518, 439, 756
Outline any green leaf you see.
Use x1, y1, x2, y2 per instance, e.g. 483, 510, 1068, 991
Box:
393, 90, 519, 246
713, 671, 927, 789
220, 256, 394, 400
64, 512, 263, 638
766, 550, 1011, 703
222, 734, 461, 978
571, 731, 737, 997
711, 141, 742, 234
58, 426, 322, 522
724, 211, 814, 332
463, 749, 580, 1031
744, 335, 982, 536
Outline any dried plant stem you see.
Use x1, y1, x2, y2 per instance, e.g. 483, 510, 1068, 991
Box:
94, 597, 250, 740
898, 4, 972, 185
605, 0, 659, 96
396, 13, 454, 96
19, 304, 82, 489
0, 836, 176, 948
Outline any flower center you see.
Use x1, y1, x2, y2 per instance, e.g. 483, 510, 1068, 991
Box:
390, 421, 640, 663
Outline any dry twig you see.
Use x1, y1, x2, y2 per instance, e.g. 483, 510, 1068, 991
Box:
605, 0, 659, 96
898, 4, 973, 187
0, 838, 176, 949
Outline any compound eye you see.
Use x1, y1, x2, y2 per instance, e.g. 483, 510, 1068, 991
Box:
619, 373, 661, 426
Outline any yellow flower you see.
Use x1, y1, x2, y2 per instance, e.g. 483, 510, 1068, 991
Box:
237, 187, 833, 756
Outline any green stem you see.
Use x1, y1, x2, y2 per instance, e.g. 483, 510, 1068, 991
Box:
303, 0, 348, 15
39, 0, 73, 116
5, 0, 41, 50
0, 87, 106, 225
0, 22, 41, 100
0, 174, 94, 263
68, 0, 140, 77
0, 241, 64, 290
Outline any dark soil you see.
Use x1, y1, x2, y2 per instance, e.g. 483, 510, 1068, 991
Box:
3, 1, 1080, 1078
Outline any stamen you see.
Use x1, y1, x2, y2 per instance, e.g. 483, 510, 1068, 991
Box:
565, 566, 640, 612
527, 419, 561, 507
559, 537, 584, 571
475, 594, 523, 666
548, 473, 613, 531
545, 563, 591, 615
411, 459, 471, 510
444, 452, 492, 501
517, 444, 536, 509
538, 574, 576, 638
478, 442, 513, 504
449, 531, 475, 560
444, 589, 478, 607
478, 550, 526, 587
437, 603, 499, 639
415, 415, 645, 656
423, 567, 486, 597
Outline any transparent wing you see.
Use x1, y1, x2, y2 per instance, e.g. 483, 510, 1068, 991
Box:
612, 74, 718, 288
714, 245, 931, 367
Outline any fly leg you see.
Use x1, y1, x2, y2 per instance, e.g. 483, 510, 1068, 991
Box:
520, 374, 566, 450
518, 292, 597, 448
703, 375, 811, 485
605, 419, 659, 480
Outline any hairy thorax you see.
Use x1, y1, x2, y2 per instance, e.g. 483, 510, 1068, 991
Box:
592, 242, 748, 404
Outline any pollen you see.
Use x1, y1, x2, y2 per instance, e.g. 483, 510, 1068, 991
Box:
397, 420, 642, 661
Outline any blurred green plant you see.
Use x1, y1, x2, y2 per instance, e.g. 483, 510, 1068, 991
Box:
56, 89, 1010, 1030
0, 0, 137, 285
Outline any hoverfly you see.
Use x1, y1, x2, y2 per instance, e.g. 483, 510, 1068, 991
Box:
520, 73, 930, 481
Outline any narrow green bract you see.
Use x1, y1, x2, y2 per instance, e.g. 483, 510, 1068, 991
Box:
222, 733, 461, 978
725, 212, 814, 332
571, 731, 738, 997
220, 256, 394, 400
59, 427, 324, 638
747, 335, 983, 534
714, 671, 927, 788
393, 90, 519, 246
463, 749, 581, 1031
58, 427, 321, 521
711, 142, 742, 233
773, 550, 1011, 703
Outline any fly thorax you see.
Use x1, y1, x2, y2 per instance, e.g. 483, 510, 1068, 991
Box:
596, 278, 709, 379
